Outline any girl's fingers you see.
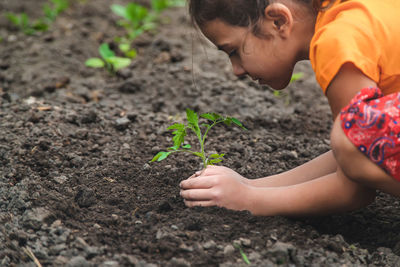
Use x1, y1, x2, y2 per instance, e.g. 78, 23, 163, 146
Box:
180, 188, 213, 201
184, 200, 215, 208
180, 175, 216, 189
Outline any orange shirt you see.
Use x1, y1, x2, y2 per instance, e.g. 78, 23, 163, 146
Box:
309, 0, 400, 95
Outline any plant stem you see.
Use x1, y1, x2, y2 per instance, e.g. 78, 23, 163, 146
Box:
199, 121, 219, 168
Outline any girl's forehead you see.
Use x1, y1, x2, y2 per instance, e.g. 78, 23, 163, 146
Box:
201, 19, 247, 44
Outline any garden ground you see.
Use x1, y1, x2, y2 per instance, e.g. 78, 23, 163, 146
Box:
1, 0, 400, 266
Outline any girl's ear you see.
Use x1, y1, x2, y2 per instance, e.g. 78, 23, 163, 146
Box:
263, 3, 294, 38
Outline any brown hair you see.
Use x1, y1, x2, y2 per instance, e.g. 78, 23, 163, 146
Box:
188, 0, 335, 34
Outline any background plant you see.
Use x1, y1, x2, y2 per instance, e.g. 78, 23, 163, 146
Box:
85, 43, 131, 74
43, 0, 69, 23
110, 0, 185, 58
151, 109, 246, 169
273, 72, 304, 105
5, 0, 69, 35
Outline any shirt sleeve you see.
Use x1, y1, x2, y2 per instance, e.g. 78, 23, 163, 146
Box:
310, 8, 381, 94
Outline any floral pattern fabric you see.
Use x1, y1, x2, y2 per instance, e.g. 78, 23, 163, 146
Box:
340, 87, 400, 181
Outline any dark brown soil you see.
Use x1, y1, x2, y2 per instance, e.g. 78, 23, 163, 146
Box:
1, 0, 400, 266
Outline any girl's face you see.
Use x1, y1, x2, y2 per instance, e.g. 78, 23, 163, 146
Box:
201, 19, 300, 90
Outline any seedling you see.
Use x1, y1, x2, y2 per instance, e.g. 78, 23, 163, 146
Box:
6, 13, 48, 35
85, 43, 132, 74
111, 3, 154, 41
5, 0, 69, 35
233, 243, 251, 265
151, 0, 186, 13
273, 72, 304, 105
151, 109, 246, 169
43, 0, 69, 23
118, 43, 137, 59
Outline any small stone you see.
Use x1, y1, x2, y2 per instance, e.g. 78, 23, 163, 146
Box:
54, 175, 68, 184
100, 260, 119, 267
66, 256, 91, 267
115, 117, 130, 131
85, 246, 100, 258
51, 219, 62, 228
75, 237, 89, 249
50, 244, 67, 255
74, 186, 96, 208
239, 238, 251, 247
143, 163, 150, 170
179, 243, 193, 252
22, 207, 51, 230
81, 110, 97, 124
167, 257, 190, 267
248, 251, 261, 261
203, 240, 217, 250
223, 244, 235, 256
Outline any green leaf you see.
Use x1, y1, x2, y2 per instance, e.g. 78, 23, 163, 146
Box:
231, 117, 247, 130
182, 144, 191, 149
20, 13, 30, 28
209, 153, 224, 159
201, 112, 222, 122
186, 109, 200, 134
43, 4, 55, 21
207, 158, 222, 165
125, 49, 137, 59
290, 72, 304, 83
85, 58, 105, 68
119, 43, 130, 53
167, 123, 185, 131
52, 0, 69, 14
6, 13, 20, 25
233, 244, 251, 265
168, 123, 186, 149
151, 0, 169, 12
151, 151, 171, 162
32, 20, 49, 31
111, 4, 128, 20
126, 3, 148, 26
99, 43, 115, 59
106, 56, 131, 70
168, 0, 186, 7
193, 152, 203, 158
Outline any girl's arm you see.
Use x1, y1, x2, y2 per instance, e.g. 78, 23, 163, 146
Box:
180, 164, 376, 216
247, 150, 337, 187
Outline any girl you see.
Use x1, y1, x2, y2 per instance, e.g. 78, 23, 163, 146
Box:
179, 0, 400, 216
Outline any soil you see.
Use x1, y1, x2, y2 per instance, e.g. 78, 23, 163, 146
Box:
1, 0, 400, 266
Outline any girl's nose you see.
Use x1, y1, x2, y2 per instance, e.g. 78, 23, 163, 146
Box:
231, 60, 246, 77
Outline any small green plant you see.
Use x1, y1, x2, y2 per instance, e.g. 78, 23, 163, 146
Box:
5, 0, 69, 35
151, 109, 246, 169
111, 0, 185, 56
233, 243, 251, 265
6, 13, 48, 35
273, 72, 304, 105
85, 43, 132, 74
43, 0, 69, 23
111, 3, 153, 41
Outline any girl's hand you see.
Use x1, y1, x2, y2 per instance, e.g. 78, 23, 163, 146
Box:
179, 166, 252, 211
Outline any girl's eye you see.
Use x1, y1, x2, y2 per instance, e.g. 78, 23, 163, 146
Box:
228, 50, 237, 57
